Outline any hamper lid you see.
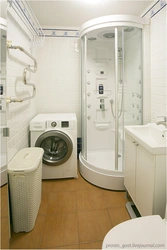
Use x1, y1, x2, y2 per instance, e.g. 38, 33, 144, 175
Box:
8, 147, 44, 173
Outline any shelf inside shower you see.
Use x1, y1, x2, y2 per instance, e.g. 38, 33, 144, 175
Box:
94, 121, 111, 130
94, 90, 111, 96
96, 108, 108, 111
93, 58, 111, 62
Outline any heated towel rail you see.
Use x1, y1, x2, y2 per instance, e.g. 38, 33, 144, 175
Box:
6, 41, 37, 103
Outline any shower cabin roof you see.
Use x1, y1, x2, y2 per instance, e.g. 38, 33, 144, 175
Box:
80, 14, 149, 38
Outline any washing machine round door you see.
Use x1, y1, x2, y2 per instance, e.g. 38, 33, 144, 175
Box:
35, 130, 73, 166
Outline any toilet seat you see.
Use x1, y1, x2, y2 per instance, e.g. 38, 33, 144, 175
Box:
102, 215, 166, 249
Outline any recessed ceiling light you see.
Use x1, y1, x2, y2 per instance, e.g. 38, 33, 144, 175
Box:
82, 0, 102, 4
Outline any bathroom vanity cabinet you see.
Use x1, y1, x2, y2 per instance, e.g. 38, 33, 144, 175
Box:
124, 133, 166, 218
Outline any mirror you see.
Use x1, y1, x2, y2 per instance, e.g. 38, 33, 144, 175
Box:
0, 0, 10, 248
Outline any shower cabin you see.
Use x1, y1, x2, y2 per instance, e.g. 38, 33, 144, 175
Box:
79, 15, 149, 190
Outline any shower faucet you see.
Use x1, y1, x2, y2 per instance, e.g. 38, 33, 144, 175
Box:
100, 99, 105, 111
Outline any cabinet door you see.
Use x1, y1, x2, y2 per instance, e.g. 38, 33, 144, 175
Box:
135, 145, 155, 216
124, 133, 137, 201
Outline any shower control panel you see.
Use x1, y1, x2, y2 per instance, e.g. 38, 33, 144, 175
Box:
96, 70, 108, 75
99, 84, 104, 94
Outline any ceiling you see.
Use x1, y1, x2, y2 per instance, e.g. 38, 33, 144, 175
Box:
29, 0, 154, 28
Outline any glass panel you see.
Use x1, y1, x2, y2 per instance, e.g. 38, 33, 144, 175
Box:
41, 136, 68, 162
81, 35, 87, 159
0, 20, 7, 186
114, 27, 119, 170
116, 27, 124, 171
124, 27, 143, 126
0, 3, 9, 247
85, 28, 118, 171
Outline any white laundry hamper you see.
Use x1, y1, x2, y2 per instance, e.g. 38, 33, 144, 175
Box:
8, 147, 44, 233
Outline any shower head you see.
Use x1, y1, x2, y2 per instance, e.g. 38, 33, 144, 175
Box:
97, 30, 115, 40
103, 32, 115, 39
124, 27, 135, 32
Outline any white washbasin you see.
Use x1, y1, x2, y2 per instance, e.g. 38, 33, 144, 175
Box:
124, 123, 167, 154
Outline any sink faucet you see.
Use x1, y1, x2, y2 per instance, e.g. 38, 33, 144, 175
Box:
162, 129, 167, 137
156, 116, 167, 128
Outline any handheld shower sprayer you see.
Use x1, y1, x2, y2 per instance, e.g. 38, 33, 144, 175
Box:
110, 99, 114, 105
110, 98, 123, 119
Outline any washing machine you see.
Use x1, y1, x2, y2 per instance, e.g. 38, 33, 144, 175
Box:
30, 113, 78, 179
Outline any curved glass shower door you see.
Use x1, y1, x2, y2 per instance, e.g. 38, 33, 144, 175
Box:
0, 17, 8, 187
79, 16, 143, 190
81, 35, 88, 161
114, 27, 124, 171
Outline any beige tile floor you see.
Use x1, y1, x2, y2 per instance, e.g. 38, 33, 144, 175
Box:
9, 167, 131, 249
0, 184, 10, 249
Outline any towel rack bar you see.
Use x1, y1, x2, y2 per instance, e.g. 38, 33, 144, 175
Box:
6, 41, 37, 103
7, 41, 37, 72
6, 82, 36, 103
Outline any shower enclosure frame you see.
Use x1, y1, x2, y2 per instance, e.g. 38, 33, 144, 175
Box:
79, 15, 149, 190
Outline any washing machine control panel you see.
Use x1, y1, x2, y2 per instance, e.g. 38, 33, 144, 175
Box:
61, 121, 69, 128
50, 121, 69, 128
46, 119, 76, 129
51, 121, 57, 127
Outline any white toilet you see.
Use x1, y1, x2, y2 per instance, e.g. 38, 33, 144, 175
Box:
102, 203, 167, 249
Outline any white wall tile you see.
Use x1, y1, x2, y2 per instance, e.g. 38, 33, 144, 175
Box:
150, 6, 167, 123
6, 8, 37, 162
151, 77, 166, 87
36, 37, 81, 136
